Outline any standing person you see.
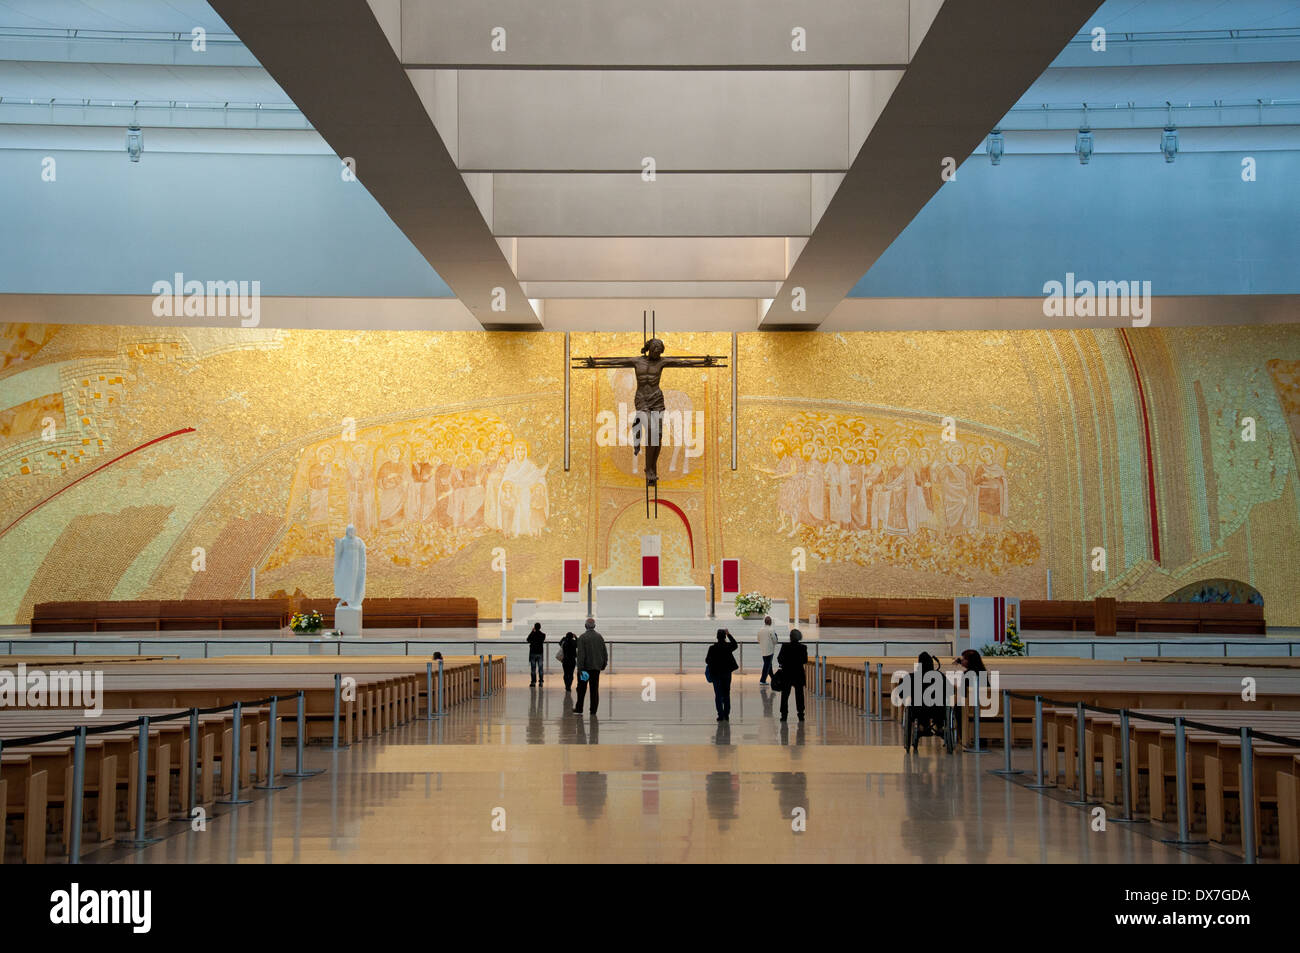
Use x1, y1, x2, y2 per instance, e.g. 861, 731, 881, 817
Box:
526, 622, 546, 687
706, 629, 739, 721
756, 616, 778, 686
573, 618, 608, 715
558, 631, 578, 692
776, 629, 809, 723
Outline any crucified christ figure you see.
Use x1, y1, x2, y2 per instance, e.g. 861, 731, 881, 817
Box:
573, 337, 727, 485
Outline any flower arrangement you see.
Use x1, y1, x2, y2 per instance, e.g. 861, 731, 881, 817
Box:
290, 610, 325, 633
734, 592, 772, 618
983, 617, 1027, 657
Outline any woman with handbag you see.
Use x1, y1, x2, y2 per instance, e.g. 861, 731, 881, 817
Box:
776, 629, 808, 722
705, 628, 739, 721
557, 631, 578, 692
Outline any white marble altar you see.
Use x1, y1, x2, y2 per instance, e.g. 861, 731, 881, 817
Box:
596, 585, 707, 619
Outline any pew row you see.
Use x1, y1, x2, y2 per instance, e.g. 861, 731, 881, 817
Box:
815, 597, 1265, 634
29, 597, 480, 632
1, 655, 501, 862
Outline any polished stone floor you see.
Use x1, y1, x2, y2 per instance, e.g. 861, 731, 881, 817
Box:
98, 675, 1228, 864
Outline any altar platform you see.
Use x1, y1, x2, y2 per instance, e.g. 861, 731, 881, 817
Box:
508, 594, 790, 640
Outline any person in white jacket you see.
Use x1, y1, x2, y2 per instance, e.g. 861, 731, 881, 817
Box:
756, 617, 779, 686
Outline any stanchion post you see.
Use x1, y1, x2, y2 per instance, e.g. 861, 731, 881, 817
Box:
1241, 726, 1256, 864
184, 708, 199, 816
871, 663, 888, 721
284, 690, 322, 778
424, 662, 434, 719
859, 660, 870, 718
478, 655, 485, 698
1065, 702, 1089, 801
1112, 709, 1144, 823
69, 725, 86, 863
219, 703, 252, 805
119, 716, 161, 845
992, 690, 1023, 775
964, 673, 988, 754
437, 658, 445, 716
678, 643, 683, 676
1027, 695, 1051, 788
255, 697, 287, 791
1161, 716, 1204, 844
1175, 717, 1189, 842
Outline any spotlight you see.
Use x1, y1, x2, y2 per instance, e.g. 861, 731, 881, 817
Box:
986, 128, 1004, 166
126, 125, 143, 162
1160, 126, 1178, 163
1075, 128, 1094, 165
1160, 103, 1178, 163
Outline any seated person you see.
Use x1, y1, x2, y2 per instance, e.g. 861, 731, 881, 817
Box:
907, 651, 948, 743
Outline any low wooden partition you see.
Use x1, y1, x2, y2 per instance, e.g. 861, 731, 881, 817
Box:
0, 653, 502, 863
30, 596, 479, 632
31, 599, 293, 633
817, 598, 957, 629
815, 597, 1266, 634
295, 597, 478, 629
1018, 600, 1095, 631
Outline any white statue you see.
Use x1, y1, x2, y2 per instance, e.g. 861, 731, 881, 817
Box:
333, 524, 366, 607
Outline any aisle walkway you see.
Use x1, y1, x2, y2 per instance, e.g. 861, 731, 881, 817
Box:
111, 675, 1206, 864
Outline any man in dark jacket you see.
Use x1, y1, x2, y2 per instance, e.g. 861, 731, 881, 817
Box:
558, 631, 578, 692
526, 622, 546, 686
705, 628, 739, 721
776, 628, 808, 722
573, 619, 608, 715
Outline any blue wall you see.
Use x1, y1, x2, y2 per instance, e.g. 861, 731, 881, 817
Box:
0, 150, 452, 297
850, 151, 1300, 297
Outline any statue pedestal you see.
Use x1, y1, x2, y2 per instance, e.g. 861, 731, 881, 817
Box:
336, 605, 363, 639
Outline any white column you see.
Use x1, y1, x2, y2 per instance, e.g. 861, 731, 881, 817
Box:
793, 567, 800, 625
500, 565, 508, 631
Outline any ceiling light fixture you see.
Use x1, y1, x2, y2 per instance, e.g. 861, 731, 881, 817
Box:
125, 125, 143, 162
1075, 104, 1093, 164
986, 128, 1004, 165
1161, 102, 1178, 163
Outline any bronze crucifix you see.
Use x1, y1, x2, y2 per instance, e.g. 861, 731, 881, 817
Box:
572, 315, 726, 514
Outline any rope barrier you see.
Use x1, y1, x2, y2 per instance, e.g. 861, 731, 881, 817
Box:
1002, 689, 1300, 748
0, 692, 304, 748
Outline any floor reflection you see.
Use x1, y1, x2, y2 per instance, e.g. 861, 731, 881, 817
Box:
102, 674, 1217, 865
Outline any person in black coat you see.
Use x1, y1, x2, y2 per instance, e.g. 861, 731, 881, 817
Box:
526, 622, 546, 686
705, 628, 739, 721
558, 631, 578, 692
776, 629, 808, 722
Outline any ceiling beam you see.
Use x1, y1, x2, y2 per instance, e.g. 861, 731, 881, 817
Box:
398, 0, 911, 68
760, 0, 1105, 328
488, 173, 819, 238
445, 69, 874, 173
209, 0, 539, 328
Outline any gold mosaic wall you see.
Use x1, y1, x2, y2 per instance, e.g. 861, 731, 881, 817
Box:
2, 321, 1298, 625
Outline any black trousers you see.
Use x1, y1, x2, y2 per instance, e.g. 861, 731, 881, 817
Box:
574, 670, 601, 713
562, 661, 576, 691
712, 672, 732, 718
780, 682, 805, 717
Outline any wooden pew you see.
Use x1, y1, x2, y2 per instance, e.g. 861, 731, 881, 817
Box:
816, 598, 956, 629
1044, 706, 1300, 860
1, 654, 498, 861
